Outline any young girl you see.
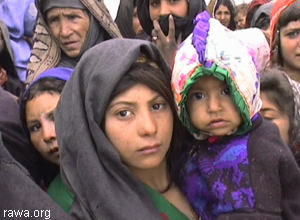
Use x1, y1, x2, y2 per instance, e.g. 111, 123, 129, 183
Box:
55, 38, 198, 220
260, 67, 300, 166
171, 11, 300, 220
213, 0, 236, 30
20, 67, 74, 212
269, 0, 300, 83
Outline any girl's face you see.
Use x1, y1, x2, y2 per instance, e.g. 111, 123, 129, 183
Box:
149, 0, 188, 21
260, 92, 290, 145
280, 20, 300, 76
188, 76, 242, 137
104, 84, 173, 173
46, 8, 90, 58
215, 4, 231, 28
26, 92, 60, 165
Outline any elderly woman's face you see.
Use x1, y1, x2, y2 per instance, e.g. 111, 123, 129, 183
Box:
46, 8, 90, 58
104, 83, 173, 173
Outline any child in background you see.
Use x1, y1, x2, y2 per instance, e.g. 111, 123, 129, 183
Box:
260, 67, 300, 166
234, 3, 248, 29
171, 10, 300, 220
19, 67, 75, 212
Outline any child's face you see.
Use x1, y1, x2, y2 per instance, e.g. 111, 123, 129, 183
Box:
187, 75, 242, 137
26, 92, 60, 165
280, 20, 300, 78
260, 92, 290, 145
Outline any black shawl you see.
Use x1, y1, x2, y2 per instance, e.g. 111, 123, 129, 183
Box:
55, 39, 171, 219
0, 132, 74, 219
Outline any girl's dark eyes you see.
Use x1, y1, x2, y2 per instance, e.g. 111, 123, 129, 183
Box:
149, 0, 160, 7
118, 110, 131, 118
152, 103, 165, 110
28, 123, 41, 133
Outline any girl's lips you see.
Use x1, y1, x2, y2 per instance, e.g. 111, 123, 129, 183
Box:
138, 145, 161, 155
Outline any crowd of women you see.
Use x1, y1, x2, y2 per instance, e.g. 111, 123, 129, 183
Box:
1, 0, 300, 219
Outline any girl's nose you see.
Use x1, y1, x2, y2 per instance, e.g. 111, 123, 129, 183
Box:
42, 121, 57, 144
137, 110, 157, 136
160, 1, 171, 16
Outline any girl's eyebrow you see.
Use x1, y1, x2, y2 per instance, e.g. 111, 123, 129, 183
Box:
107, 94, 163, 110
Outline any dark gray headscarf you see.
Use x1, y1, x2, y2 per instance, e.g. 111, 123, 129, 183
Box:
250, 1, 274, 29
55, 39, 171, 219
42, 0, 86, 13
40, 0, 107, 68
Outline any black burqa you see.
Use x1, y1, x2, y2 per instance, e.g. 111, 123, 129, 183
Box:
55, 39, 171, 219
0, 87, 40, 181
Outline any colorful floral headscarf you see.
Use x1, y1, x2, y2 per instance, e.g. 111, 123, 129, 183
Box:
171, 11, 269, 139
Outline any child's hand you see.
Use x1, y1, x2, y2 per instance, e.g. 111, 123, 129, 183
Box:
151, 15, 182, 66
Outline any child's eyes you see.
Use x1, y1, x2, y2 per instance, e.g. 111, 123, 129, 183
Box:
221, 87, 231, 96
28, 123, 41, 133
193, 92, 205, 100
286, 30, 300, 39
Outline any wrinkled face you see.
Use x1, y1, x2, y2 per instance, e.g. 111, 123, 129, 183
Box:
280, 20, 300, 77
260, 92, 290, 145
104, 84, 173, 173
234, 12, 246, 29
26, 92, 60, 165
133, 7, 144, 35
215, 4, 231, 28
46, 8, 90, 58
149, 0, 188, 20
188, 76, 242, 137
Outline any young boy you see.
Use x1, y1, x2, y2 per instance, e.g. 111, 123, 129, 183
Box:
171, 10, 300, 220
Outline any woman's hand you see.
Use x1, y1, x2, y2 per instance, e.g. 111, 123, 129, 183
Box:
151, 15, 182, 66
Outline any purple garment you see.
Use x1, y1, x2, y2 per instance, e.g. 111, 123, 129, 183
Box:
182, 134, 254, 220
0, 0, 37, 81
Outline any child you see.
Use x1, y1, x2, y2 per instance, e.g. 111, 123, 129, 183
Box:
171, 11, 300, 220
260, 67, 300, 166
20, 67, 75, 212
